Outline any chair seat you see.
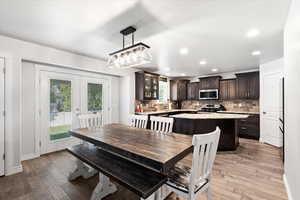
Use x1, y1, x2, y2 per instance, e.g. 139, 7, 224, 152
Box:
166, 165, 208, 194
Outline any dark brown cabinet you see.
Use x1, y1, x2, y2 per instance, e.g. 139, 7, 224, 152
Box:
219, 79, 236, 100
236, 72, 259, 99
199, 76, 221, 89
238, 114, 260, 140
187, 82, 200, 100
170, 80, 189, 101
135, 72, 159, 101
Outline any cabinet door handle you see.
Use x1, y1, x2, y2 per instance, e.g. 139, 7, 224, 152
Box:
263, 112, 267, 114
240, 120, 246, 122
241, 127, 247, 130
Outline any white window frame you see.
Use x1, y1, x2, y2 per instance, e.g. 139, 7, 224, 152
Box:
158, 79, 170, 104
35, 64, 112, 155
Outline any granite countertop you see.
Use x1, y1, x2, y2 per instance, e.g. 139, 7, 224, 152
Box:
217, 111, 260, 115
135, 109, 197, 115
170, 113, 249, 119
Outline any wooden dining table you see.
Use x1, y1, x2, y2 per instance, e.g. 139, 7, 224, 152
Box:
67, 123, 193, 200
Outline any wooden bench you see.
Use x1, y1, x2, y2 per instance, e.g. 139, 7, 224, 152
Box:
67, 143, 167, 199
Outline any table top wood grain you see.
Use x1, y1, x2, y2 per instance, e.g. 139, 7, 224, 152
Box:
70, 123, 193, 174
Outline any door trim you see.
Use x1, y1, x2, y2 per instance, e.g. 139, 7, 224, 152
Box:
35, 64, 112, 155
0, 57, 5, 176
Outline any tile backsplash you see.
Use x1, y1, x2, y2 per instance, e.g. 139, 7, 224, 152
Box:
135, 99, 259, 113
135, 100, 175, 112
181, 99, 259, 112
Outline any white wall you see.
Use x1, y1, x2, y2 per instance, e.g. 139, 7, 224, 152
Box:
284, 0, 300, 199
119, 73, 135, 125
0, 34, 134, 175
21, 62, 36, 160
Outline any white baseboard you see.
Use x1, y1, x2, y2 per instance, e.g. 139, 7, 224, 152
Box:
260, 137, 283, 147
21, 153, 39, 161
283, 174, 293, 200
5, 165, 23, 176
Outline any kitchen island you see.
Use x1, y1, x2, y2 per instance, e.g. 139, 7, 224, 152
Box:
171, 113, 249, 151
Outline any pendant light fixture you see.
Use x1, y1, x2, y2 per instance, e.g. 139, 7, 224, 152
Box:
107, 26, 152, 68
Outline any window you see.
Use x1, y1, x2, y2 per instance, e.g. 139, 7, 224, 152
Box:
88, 83, 103, 112
49, 79, 72, 141
158, 77, 169, 104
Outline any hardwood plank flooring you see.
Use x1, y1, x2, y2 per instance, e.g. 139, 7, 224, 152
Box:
0, 139, 287, 200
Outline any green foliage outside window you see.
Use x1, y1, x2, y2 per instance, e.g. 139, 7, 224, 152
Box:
50, 79, 71, 112
88, 83, 103, 111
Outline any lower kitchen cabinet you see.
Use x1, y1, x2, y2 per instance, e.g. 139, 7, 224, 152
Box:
238, 114, 260, 140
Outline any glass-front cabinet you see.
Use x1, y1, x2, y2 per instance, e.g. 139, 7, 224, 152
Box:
135, 72, 159, 100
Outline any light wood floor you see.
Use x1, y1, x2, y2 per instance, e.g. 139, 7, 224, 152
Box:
0, 139, 287, 200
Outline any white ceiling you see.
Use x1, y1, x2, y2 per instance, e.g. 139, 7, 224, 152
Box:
0, 0, 290, 77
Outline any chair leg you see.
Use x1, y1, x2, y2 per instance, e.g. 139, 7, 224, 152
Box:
206, 187, 212, 200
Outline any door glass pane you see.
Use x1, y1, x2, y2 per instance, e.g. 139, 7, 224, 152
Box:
88, 83, 103, 112
49, 79, 72, 141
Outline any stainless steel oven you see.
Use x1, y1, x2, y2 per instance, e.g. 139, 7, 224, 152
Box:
199, 89, 219, 100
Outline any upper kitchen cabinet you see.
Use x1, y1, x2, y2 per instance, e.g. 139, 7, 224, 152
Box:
236, 71, 259, 99
187, 82, 200, 100
199, 76, 221, 89
219, 79, 236, 100
170, 80, 189, 101
135, 71, 159, 101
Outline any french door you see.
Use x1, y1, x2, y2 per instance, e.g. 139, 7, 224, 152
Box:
39, 70, 108, 154
0, 58, 4, 176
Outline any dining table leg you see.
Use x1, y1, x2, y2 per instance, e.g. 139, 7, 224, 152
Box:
90, 172, 118, 200
68, 159, 98, 181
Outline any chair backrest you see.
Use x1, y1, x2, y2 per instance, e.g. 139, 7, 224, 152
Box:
189, 127, 220, 194
78, 113, 103, 129
150, 116, 174, 133
130, 114, 148, 129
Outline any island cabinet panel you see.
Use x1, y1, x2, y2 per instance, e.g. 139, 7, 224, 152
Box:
238, 114, 260, 140
170, 80, 189, 101
199, 76, 221, 89
236, 72, 259, 99
219, 79, 236, 100
135, 72, 159, 101
187, 82, 200, 100
173, 118, 239, 151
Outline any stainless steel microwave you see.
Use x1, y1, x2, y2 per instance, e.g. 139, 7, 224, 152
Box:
199, 89, 219, 100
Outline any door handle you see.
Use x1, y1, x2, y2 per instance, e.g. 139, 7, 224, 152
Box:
75, 108, 81, 116
263, 111, 267, 114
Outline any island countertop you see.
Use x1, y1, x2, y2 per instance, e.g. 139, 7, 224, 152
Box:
170, 113, 249, 119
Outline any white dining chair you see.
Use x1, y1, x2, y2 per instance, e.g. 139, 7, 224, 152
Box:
78, 112, 103, 130
164, 127, 221, 200
131, 114, 148, 129
150, 116, 174, 133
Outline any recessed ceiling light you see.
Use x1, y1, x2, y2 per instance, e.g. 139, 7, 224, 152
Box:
179, 48, 189, 55
164, 67, 171, 72
181, 73, 186, 76
199, 60, 207, 65
246, 29, 260, 38
252, 50, 261, 56
211, 68, 218, 72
